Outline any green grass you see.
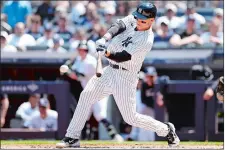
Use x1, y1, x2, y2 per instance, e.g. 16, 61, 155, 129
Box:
1, 140, 223, 146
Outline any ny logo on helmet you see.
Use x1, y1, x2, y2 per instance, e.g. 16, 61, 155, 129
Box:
122, 37, 132, 47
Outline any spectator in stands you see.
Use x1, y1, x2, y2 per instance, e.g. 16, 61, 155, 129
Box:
0, 31, 17, 52
99, 24, 108, 38
1, 94, 9, 127
70, 2, 87, 26
36, 23, 54, 48
35, 0, 55, 24
16, 94, 40, 124
214, 8, 223, 22
116, 1, 129, 16
156, 3, 181, 31
102, 2, 116, 27
84, 2, 99, 32
26, 98, 58, 131
200, 18, 223, 46
179, 3, 206, 30
88, 23, 101, 42
69, 29, 95, 54
46, 34, 67, 53
8, 22, 36, 51
2, 1, 32, 28
51, 5, 68, 27
213, 8, 223, 32
88, 23, 107, 42
1, 13, 12, 34
169, 15, 203, 47
69, 29, 87, 51
26, 14, 43, 40
55, 13, 72, 43
154, 20, 174, 42
55, 1, 69, 12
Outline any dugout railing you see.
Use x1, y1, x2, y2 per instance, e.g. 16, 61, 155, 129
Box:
0, 81, 72, 140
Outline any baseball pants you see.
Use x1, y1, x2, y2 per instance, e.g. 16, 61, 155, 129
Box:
66, 66, 169, 139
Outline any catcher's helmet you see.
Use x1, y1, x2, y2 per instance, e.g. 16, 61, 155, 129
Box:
190, 65, 214, 81
132, 2, 157, 20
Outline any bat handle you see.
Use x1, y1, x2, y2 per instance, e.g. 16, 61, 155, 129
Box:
96, 51, 103, 77
97, 51, 102, 55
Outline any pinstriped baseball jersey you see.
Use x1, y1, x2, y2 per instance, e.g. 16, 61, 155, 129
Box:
107, 15, 154, 73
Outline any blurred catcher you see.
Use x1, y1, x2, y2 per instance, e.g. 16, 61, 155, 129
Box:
59, 40, 124, 142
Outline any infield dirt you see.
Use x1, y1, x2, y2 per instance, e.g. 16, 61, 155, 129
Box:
1, 142, 223, 149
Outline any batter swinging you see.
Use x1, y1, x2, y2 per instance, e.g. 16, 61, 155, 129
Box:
56, 2, 180, 148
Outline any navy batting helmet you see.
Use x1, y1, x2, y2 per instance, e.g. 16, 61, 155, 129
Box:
132, 2, 157, 20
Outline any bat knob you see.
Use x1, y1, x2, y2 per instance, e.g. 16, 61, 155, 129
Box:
96, 73, 102, 77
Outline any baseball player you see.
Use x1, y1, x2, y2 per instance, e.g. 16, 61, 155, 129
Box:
56, 2, 180, 148
25, 98, 58, 131
59, 40, 124, 141
16, 94, 40, 124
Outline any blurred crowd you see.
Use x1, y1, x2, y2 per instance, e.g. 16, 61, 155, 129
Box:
0, 0, 224, 53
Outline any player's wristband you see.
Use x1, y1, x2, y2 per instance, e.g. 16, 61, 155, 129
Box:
103, 33, 112, 42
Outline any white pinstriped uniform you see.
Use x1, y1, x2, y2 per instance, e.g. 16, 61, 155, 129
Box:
66, 15, 169, 139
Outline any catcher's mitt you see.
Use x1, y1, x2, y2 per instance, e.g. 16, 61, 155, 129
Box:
216, 76, 224, 102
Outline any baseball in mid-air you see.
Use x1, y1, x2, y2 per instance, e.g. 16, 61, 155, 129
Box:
60, 65, 69, 73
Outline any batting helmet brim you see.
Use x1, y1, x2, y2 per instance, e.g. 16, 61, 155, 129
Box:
132, 11, 149, 20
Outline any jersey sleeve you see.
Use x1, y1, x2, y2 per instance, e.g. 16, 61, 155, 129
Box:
117, 15, 136, 29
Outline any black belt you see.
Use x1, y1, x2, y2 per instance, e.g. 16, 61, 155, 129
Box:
109, 63, 127, 71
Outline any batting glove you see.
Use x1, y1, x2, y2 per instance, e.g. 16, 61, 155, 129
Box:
96, 45, 106, 56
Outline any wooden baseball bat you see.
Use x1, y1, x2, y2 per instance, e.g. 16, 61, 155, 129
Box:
96, 51, 103, 77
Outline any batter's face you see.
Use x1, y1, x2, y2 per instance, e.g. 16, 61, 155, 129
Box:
136, 18, 155, 31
